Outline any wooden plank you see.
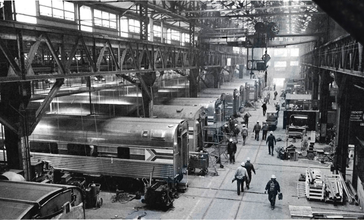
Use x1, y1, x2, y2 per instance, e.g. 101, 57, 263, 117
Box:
289, 205, 313, 218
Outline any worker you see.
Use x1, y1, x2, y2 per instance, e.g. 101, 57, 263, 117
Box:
274, 90, 278, 100
227, 138, 237, 164
244, 157, 256, 189
262, 102, 267, 116
265, 174, 281, 210
262, 122, 269, 140
232, 162, 249, 195
232, 123, 240, 143
241, 124, 248, 145
253, 121, 262, 141
266, 131, 277, 156
243, 113, 250, 128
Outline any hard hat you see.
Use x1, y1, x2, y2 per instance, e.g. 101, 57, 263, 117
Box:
224, 124, 228, 127
229, 138, 233, 142
270, 131, 273, 134
235, 124, 238, 126
271, 174, 276, 179
242, 124, 246, 127
241, 162, 245, 167
257, 121, 260, 123
247, 157, 250, 161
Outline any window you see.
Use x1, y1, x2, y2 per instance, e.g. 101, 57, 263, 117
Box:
290, 48, 299, 57
129, 19, 140, 33
181, 33, 190, 46
154, 25, 162, 38
119, 17, 128, 37
39, 0, 74, 21
171, 30, 180, 41
80, 5, 92, 32
233, 47, 240, 54
14, 0, 37, 24
166, 29, 171, 44
274, 48, 287, 57
94, 9, 116, 29
290, 61, 299, 66
274, 61, 287, 68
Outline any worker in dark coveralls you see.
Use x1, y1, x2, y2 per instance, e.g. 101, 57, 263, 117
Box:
262, 102, 267, 116
266, 131, 276, 156
243, 113, 250, 128
265, 174, 281, 210
253, 121, 262, 141
244, 157, 256, 189
232, 162, 249, 195
227, 138, 237, 164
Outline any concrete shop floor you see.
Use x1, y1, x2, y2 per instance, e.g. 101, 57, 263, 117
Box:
85, 98, 362, 219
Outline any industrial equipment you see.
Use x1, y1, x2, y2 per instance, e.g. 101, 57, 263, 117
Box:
266, 111, 278, 130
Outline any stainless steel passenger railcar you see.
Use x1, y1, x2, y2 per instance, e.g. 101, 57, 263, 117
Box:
151, 105, 206, 152
165, 97, 225, 125
30, 115, 189, 182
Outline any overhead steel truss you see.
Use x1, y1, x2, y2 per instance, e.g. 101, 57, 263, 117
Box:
0, 20, 242, 84
301, 34, 364, 78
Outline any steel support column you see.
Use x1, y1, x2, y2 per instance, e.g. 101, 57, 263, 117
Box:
189, 68, 199, 97
319, 70, 330, 142
335, 76, 351, 177
312, 70, 319, 109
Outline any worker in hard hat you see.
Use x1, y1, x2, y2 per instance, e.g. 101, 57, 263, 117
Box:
232, 162, 249, 196
232, 123, 240, 143
227, 138, 237, 164
241, 124, 248, 145
244, 157, 256, 189
253, 121, 262, 141
266, 131, 277, 156
265, 174, 281, 210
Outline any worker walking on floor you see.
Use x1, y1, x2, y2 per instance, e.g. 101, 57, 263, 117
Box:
241, 124, 248, 146
265, 174, 281, 210
266, 131, 276, 156
232, 162, 249, 195
244, 157, 256, 189
262, 102, 267, 116
227, 138, 237, 164
253, 121, 261, 141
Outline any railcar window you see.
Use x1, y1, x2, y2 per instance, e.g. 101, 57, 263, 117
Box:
94, 9, 116, 29
39, 0, 74, 21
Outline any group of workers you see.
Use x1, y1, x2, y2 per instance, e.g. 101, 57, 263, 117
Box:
224, 89, 282, 210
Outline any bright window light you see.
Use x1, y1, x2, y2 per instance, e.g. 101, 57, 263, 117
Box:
80, 5, 92, 32
14, 0, 36, 24
290, 61, 299, 66
274, 48, 288, 57
39, 0, 74, 21
290, 48, 299, 56
119, 17, 128, 37
274, 61, 287, 68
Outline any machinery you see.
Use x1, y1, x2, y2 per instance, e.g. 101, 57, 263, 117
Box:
266, 111, 278, 130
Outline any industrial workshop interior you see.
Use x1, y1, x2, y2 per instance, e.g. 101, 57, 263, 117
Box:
1, 0, 364, 219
